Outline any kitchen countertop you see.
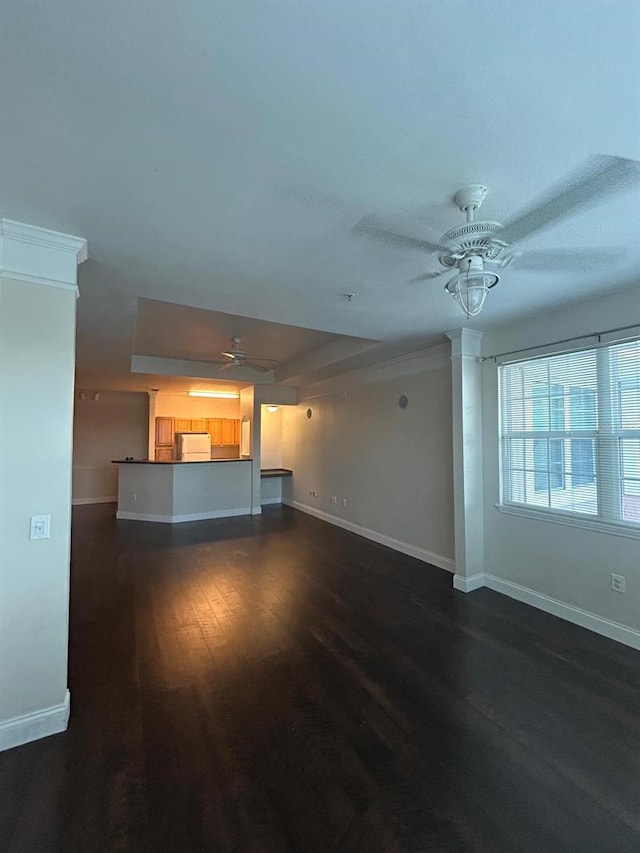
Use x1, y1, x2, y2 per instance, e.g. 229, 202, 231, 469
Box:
260, 468, 293, 477
112, 458, 251, 465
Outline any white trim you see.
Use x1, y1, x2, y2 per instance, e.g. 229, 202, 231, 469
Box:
1, 219, 87, 290
483, 574, 640, 651
496, 502, 640, 541
116, 507, 252, 523
446, 327, 484, 359
260, 497, 282, 505
453, 573, 486, 592
0, 690, 70, 752
283, 499, 455, 572
1, 220, 87, 261
72, 496, 117, 506
0, 269, 79, 294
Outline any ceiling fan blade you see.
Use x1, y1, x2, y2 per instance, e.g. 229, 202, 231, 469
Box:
245, 362, 271, 373
352, 217, 445, 253
217, 363, 234, 372
516, 247, 623, 273
498, 155, 640, 246
407, 268, 450, 283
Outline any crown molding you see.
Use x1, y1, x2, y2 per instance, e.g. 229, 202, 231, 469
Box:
299, 342, 450, 399
446, 327, 484, 358
0, 218, 88, 292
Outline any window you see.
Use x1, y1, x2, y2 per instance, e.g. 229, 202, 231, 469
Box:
499, 339, 640, 531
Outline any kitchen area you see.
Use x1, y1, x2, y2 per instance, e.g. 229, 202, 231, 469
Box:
151, 390, 245, 461
74, 388, 294, 524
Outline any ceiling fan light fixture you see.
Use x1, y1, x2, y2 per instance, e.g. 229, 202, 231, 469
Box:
444, 257, 499, 317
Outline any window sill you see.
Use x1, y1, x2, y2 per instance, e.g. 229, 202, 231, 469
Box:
495, 503, 640, 541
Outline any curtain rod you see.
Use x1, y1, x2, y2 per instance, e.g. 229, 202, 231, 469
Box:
481, 321, 640, 363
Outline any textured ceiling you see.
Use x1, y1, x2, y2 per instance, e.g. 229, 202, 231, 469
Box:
1, 0, 639, 390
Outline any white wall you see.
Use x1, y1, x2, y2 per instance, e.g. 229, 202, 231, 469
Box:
482, 286, 640, 639
0, 276, 76, 742
281, 348, 455, 570
72, 391, 148, 503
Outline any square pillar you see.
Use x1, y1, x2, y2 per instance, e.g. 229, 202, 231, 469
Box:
0, 219, 87, 750
446, 328, 485, 592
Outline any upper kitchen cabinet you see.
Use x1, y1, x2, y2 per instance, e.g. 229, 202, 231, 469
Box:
155, 416, 174, 446
206, 418, 222, 445
175, 417, 191, 432
191, 418, 207, 432
221, 419, 236, 446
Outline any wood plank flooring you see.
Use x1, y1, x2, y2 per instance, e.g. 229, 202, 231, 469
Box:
1, 503, 639, 852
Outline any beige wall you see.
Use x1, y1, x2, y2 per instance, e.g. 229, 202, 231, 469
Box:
73, 391, 148, 502
281, 361, 455, 568
482, 286, 640, 634
155, 393, 240, 419
0, 276, 76, 729
260, 405, 283, 468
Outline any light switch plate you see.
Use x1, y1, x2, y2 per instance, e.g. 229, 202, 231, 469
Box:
30, 515, 51, 540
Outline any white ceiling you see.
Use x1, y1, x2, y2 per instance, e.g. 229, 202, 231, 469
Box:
1, 1, 639, 390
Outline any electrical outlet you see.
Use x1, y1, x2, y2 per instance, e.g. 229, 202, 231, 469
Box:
30, 515, 51, 540
331, 496, 337, 505
611, 573, 626, 594
342, 498, 348, 508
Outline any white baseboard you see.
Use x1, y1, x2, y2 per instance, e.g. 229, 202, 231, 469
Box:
261, 497, 282, 506
283, 499, 455, 573
453, 573, 486, 592
116, 507, 252, 523
0, 690, 70, 752
467, 573, 640, 651
72, 496, 117, 506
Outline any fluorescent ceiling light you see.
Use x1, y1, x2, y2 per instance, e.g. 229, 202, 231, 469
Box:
187, 391, 240, 399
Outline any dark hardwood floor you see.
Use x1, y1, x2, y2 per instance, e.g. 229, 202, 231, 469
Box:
1, 504, 639, 852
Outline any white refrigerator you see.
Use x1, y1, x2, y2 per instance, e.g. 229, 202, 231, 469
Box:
177, 432, 210, 462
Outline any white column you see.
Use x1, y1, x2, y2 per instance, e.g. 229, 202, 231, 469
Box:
240, 386, 262, 514
148, 390, 158, 460
0, 219, 87, 750
446, 328, 486, 592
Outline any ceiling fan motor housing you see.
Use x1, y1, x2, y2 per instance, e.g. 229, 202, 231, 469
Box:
438, 221, 513, 268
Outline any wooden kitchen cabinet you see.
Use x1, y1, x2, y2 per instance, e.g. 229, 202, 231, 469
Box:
206, 418, 222, 445
155, 447, 174, 462
221, 418, 236, 446
233, 419, 240, 445
155, 416, 174, 446
175, 417, 191, 432
191, 418, 207, 432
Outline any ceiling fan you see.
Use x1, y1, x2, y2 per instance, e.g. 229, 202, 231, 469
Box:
212, 336, 278, 373
353, 154, 640, 317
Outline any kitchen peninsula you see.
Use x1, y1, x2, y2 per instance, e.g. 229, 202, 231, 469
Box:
114, 458, 253, 523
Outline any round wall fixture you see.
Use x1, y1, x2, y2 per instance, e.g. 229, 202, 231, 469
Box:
306, 408, 313, 419
398, 394, 409, 410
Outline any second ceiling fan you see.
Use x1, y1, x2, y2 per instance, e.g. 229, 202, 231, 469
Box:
210, 336, 278, 373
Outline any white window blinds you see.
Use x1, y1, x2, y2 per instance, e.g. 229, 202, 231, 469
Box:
499, 339, 640, 529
